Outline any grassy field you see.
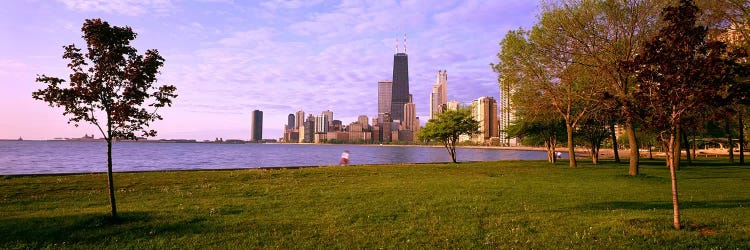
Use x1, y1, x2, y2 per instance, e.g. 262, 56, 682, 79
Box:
1, 159, 749, 249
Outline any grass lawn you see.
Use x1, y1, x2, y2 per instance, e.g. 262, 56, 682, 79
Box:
1, 159, 749, 249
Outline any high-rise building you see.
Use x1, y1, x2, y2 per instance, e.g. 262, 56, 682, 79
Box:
357, 115, 369, 129
381, 113, 393, 143
321, 110, 333, 127
446, 100, 462, 111
304, 114, 315, 143
403, 95, 417, 131
430, 70, 448, 120
377, 80, 392, 123
315, 114, 329, 134
295, 110, 305, 130
390, 51, 409, 122
331, 120, 343, 131
471, 96, 499, 144
498, 77, 516, 146
251, 110, 263, 142
287, 114, 295, 130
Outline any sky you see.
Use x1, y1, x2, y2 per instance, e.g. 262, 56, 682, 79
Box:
0, 0, 539, 141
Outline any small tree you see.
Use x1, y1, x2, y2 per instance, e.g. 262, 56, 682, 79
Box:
507, 119, 566, 163
418, 108, 479, 163
576, 114, 610, 165
32, 19, 177, 219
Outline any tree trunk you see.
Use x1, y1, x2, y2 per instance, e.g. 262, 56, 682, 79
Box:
648, 143, 653, 160
546, 140, 555, 163
740, 110, 745, 165
681, 129, 691, 165
727, 120, 734, 164
661, 134, 681, 230
610, 121, 620, 163
566, 123, 577, 168
106, 137, 118, 219
691, 133, 697, 160
626, 121, 639, 176
667, 134, 681, 230
673, 126, 681, 171
449, 143, 457, 163
591, 146, 599, 165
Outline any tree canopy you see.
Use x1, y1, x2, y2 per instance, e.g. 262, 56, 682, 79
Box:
417, 108, 479, 163
33, 19, 177, 219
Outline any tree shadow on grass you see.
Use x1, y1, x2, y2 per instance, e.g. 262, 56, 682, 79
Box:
0, 211, 213, 248
580, 199, 750, 211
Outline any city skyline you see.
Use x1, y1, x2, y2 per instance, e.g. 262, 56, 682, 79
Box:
0, 1, 538, 140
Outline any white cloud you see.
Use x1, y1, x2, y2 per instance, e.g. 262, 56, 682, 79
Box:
56, 0, 177, 16
261, 0, 324, 10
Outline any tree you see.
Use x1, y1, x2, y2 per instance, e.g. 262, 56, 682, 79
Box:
495, 29, 565, 164
493, 10, 605, 168
417, 108, 479, 163
507, 119, 566, 163
537, 0, 668, 174
32, 19, 177, 219
626, 0, 748, 230
575, 110, 612, 165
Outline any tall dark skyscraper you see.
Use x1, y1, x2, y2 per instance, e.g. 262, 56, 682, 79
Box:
251, 110, 263, 142
390, 52, 409, 122
287, 114, 295, 130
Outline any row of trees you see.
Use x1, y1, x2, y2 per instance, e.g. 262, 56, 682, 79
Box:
493, 0, 749, 230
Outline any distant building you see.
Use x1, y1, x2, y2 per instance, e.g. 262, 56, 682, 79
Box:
378, 80, 392, 123
446, 100, 462, 111
471, 96, 499, 144
321, 110, 334, 127
402, 95, 419, 142
331, 120, 343, 132
382, 113, 393, 143
284, 131, 299, 143
430, 70, 448, 120
315, 114, 329, 134
357, 115, 369, 130
251, 110, 263, 142
303, 114, 315, 143
287, 114, 295, 130
295, 110, 305, 131
370, 122, 383, 143
498, 77, 517, 146
327, 131, 350, 143
391, 51, 410, 123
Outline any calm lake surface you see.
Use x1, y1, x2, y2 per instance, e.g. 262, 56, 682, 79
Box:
0, 141, 552, 175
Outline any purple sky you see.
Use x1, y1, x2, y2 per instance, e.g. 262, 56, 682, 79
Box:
0, 0, 538, 140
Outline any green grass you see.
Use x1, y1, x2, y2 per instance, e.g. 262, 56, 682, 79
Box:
1, 159, 749, 249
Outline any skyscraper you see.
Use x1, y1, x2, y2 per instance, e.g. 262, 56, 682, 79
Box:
304, 114, 315, 143
499, 77, 516, 146
446, 100, 462, 111
315, 114, 329, 134
403, 95, 417, 131
382, 113, 392, 143
295, 110, 305, 130
471, 97, 499, 144
321, 110, 333, 126
390, 51, 409, 122
357, 115, 369, 129
430, 70, 448, 120
287, 114, 295, 130
377, 80, 392, 122
251, 110, 263, 142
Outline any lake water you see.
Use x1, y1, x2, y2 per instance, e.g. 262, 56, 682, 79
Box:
0, 141, 552, 175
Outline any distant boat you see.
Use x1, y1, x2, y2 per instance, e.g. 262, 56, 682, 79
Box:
18, 137, 23, 141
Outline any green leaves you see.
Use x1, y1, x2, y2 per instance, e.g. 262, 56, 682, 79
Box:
32, 18, 177, 140
418, 108, 479, 163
